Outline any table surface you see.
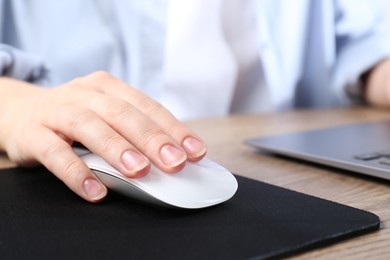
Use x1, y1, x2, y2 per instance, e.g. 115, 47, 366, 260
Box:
2, 106, 390, 259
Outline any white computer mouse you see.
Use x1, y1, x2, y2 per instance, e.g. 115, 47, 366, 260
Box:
80, 152, 238, 209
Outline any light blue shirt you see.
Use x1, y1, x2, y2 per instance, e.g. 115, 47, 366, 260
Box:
1, 0, 390, 119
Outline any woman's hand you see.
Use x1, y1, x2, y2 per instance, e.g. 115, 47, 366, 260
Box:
0, 71, 207, 202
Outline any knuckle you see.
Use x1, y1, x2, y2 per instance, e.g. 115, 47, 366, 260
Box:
65, 78, 91, 91
38, 139, 69, 161
60, 80, 83, 91
71, 71, 116, 90
88, 71, 115, 82
137, 98, 164, 116
140, 127, 167, 147
100, 134, 124, 154
164, 122, 189, 137
61, 106, 94, 129
62, 159, 84, 182
104, 100, 131, 120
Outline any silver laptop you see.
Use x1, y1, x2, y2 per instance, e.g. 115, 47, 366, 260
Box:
245, 120, 390, 180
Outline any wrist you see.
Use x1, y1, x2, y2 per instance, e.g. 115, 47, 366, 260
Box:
0, 78, 45, 151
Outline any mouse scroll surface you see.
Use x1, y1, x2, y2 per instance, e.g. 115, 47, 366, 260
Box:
80, 153, 238, 209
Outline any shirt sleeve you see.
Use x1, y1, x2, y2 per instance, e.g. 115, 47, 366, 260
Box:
333, 0, 390, 104
0, 44, 47, 84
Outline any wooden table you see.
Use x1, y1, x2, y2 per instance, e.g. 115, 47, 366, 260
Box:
185, 107, 390, 259
2, 107, 390, 259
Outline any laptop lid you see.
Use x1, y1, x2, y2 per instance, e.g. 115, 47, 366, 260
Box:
245, 120, 390, 180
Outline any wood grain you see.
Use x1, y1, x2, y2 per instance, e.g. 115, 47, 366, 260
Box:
185, 107, 390, 259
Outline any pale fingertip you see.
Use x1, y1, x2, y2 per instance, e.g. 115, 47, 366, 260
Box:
160, 144, 187, 168
183, 136, 207, 160
120, 150, 150, 176
83, 178, 107, 202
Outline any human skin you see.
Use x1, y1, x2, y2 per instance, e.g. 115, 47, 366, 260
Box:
365, 58, 390, 107
1, 59, 388, 203
0, 71, 207, 202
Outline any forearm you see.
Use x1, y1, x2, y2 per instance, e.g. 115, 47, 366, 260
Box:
364, 58, 390, 106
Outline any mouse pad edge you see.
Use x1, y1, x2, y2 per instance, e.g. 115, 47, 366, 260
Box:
0, 166, 380, 259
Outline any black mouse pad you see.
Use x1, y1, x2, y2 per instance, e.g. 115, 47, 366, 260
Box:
0, 166, 379, 259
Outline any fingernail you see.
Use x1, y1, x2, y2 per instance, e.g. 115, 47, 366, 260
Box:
183, 137, 207, 158
121, 150, 150, 174
160, 144, 186, 167
83, 178, 107, 201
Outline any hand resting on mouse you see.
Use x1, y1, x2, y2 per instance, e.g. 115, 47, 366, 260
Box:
0, 72, 207, 202
81, 152, 238, 209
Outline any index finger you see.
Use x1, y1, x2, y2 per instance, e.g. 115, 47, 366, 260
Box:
76, 71, 207, 161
